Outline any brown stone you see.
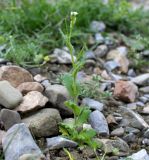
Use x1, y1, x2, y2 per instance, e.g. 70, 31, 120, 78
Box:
114, 80, 138, 103
15, 91, 48, 113
17, 82, 44, 94
0, 65, 33, 87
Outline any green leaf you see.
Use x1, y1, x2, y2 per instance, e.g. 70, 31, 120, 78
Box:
64, 101, 81, 116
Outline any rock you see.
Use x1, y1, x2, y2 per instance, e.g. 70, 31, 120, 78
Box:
46, 136, 78, 150
97, 138, 129, 155
131, 73, 149, 86
142, 50, 149, 57
117, 46, 128, 56
120, 106, 149, 129
144, 129, 149, 138
22, 108, 62, 137
89, 110, 109, 136
95, 33, 104, 43
140, 86, 149, 94
128, 149, 149, 160
82, 98, 104, 111
41, 80, 51, 88
128, 69, 136, 77
139, 96, 149, 103
111, 127, 124, 137
45, 84, 72, 116
141, 104, 149, 114
90, 21, 106, 32
127, 103, 137, 110
114, 80, 138, 103
104, 60, 120, 71
142, 138, 149, 146
85, 50, 96, 59
18, 154, 45, 160
0, 130, 6, 145
0, 109, 21, 130
17, 82, 44, 94
0, 65, 33, 87
123, 133, 136, 143
51, 48, 76, 64
15, 91, 48, 113
2, 123, 43, 160
106, 114, 117, 125
125, 127, 140, 134
94, 45, 108, 58
34, 74, 47, 82
106, 48, 129, 73
0, 81, 23, 109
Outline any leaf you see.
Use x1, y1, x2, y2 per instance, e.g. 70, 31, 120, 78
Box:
64, 101, 81, 116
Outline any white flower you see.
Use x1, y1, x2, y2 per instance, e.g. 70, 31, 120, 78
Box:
71, 11, 78, 16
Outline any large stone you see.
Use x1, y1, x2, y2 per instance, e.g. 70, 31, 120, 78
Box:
131, 73, 149, 86
128, 149, 149, 160
50, 48, 76, 64
97, 138, 129, 155
114, 80, 138, 103
0, 81, 23, 109
89, 110, 109, 136
22, 108, 62, 137
0, 65, 33, 87
17, 82, 44, 94
46, 136, 78, 150
45, 84, 72, 116
15, 91, 48, 113
2, 123, 43, 160
82, 98, 104, 111
0, 109, 21, 130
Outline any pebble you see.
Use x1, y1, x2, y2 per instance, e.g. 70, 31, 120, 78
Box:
128, 149, 149, 160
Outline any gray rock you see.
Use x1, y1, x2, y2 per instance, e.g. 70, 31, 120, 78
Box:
139, 96, 149, 103
51, 48, 76, 64
128, 69, 136, 77
131, 73, 149, 86
128, 149, 149, 160
111, 127, 124, 137
95, 33, 104, 43
140, 86, 149, 94
142, 138, 149, 146
85, 50, 96, 59
45, 84, 72, 116
105, 60, 120, 71
94, 45, 108, 58
123, 133, 136, 143
125, 127, 140, 134
0, 109, 21, 130
142, 50, 149, 57
120, 106, 149, 129
82, 98, 104, 111
22, 108, 62, 137
90, 21, 106, 32
0, 81, 23, 109
41, 80, 51, 88
117, 46, 128, 56
2, 123, 43, 160
89, 110, 109, 136
144, 129, 149, 138
46, 136, 78, 150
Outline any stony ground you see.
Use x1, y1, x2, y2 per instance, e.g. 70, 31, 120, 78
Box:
0, 2, 149, 160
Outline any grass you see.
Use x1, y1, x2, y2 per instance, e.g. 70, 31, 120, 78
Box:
0, 0, 149, 67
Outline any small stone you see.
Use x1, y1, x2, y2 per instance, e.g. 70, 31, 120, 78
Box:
142, 138, 149, 146
123, 133, 136, 143
82, 98, 104, 111
46, 136, 78, 150
131, 73, 149, 86
94, 45, 108, 58
0, 65, 33, 87
2, 123, 43, 160
17, 82, 44, 94
140, 86, 149, 94
0, 81, 23, 109
104, 60, 120, 71
85, 50, 96, 59
45, 84, 72, 116
106, 115, 117, 125
111, 127, 124, 137
22, 108, 62, 137
89, 110, 109, 136
51, 48, 76, 64
15, 91, 48, 113
19, 154, 45, 160
127, 103, 137, 110
0, 109, 21, 130
142, 50, 149, 57
117, 46, 128, 56
139, 96, 149, 103
0, 130, 6, 145
95, 33, 104, 43
114, 80, 138, 103
90, 21, 106, 32
128, 69, 136, 77
34, 74, 47, 82
141, 105, 149, 114
41, 80, 51, 88
144, 129, 149, 138
125, 127, 140, 134
128, 149, 149, 160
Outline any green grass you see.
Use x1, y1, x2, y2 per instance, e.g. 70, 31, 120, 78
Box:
0, 0, 149, 67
